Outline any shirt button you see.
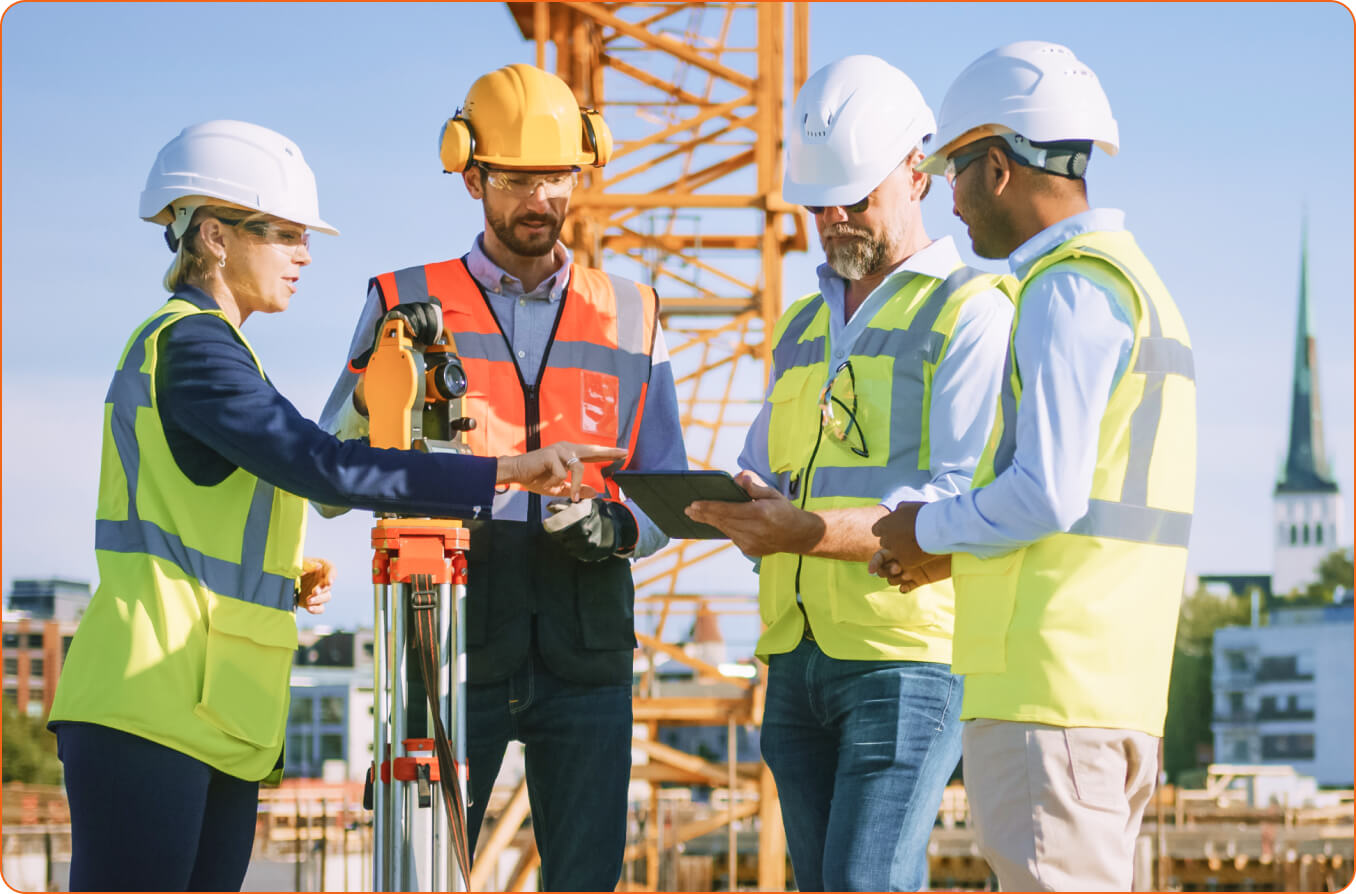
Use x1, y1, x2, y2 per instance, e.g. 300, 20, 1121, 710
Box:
517, 350, 526, 359
519, 298, 526, 306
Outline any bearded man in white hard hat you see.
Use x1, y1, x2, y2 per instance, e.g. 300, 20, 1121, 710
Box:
870, 41, 1197, 890
689, 55, 1014, 890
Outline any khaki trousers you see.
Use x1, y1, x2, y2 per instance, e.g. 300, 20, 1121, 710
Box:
962, 719, 1159, 891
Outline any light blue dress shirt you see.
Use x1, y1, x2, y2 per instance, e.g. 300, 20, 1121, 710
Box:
319, 236, 686, 558
915, 208, 1138, 558
738, 236, 1014, 507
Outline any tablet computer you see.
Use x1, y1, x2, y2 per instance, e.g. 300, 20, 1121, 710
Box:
610, 470, 751, 540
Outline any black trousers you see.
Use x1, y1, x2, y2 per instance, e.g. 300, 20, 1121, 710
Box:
56, 722, 260, 891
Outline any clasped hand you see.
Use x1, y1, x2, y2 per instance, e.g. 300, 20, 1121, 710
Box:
868, 502, 952, 593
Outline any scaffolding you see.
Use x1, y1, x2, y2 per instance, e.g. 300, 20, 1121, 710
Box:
469, 3, 811, 889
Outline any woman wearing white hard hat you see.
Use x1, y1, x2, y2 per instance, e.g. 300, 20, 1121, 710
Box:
48, 119, 622, 891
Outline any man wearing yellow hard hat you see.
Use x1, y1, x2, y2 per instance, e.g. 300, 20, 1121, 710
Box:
320, 64, 686, 890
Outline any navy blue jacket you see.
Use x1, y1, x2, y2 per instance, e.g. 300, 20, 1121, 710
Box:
155, 287, 496, 518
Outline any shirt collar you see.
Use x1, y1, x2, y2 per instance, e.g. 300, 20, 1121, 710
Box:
815, 235, 964, 309
467, 234, 573, 302
1008, 208, 1127, 279
174, 285, 220, 312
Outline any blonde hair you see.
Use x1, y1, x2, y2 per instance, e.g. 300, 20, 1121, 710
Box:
161, 205, 272, 293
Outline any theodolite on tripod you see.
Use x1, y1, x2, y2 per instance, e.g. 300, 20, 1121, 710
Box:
361, 307, 477, 892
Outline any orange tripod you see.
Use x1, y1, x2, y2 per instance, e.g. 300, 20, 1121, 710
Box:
363, 314, 477, 891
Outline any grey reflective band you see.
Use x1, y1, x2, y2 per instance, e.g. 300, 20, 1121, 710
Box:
608, 274, 651, 355
810, 463, 930, 500
996, 244, 1194, 545
96, 517, 296, 613
392, 265, 431, 306
1135, 336, 1195, 379
805, 266, 991, 502
772, 298, 826, 374
772, 335, 827, 373
1067, 499, 1192, 548
991, 346, 1019, 477
99, 309, 297, 613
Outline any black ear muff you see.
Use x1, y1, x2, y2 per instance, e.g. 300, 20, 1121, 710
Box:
579, 109, 613, 167
438, 115, 474, 173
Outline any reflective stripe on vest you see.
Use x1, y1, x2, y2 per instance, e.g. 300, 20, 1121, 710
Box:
951, 231, 1196, 735
49, 297, 304, 781
756, 265, 1010, 664
96, 305, 296, 612
986, 244, 1195, 546
371, 259, 658, 522
770, 268, 991, 500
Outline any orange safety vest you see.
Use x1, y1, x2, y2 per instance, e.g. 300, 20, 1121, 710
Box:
369, 258, 659, 520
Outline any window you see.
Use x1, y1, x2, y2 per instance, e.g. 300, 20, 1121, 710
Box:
1302, 524, 1311, 545
62, 637, 73, 658
320, 734, 344, 761
1261, 734, 1315, 760
320, 695, 345, 726
1, 633, 18, 649
289, 695, 314, 725
1290, 525, 1298, 545
3, 657, 17, 676
1228, 692, 1245, 712
1224, 651, 1250, 673
1260, 695, 1277, 715
1316, 525, 1324, 545
1231, 741, 1250, 762
29, 658, 43, 678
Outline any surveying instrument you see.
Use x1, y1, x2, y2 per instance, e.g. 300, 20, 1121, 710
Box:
362, 310, 478, 891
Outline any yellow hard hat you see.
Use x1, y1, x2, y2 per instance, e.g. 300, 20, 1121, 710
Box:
439, 63, 613, 172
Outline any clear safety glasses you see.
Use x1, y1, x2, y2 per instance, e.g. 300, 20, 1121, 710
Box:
818, 360, 869, 458
478, 165, 579, 199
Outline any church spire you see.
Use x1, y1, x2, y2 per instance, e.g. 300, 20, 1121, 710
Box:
1276, 214, 1338, 494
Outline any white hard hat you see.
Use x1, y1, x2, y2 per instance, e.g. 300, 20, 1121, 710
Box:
139, 120, 339, 243
918, 41, 1119, 175
783, 55, 936, 208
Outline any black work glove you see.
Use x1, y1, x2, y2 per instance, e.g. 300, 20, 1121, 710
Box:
352, 298, 443, 370
543, 499, 639, 562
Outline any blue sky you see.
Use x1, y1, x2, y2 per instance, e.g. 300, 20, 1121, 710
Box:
2, 3, 1352, 644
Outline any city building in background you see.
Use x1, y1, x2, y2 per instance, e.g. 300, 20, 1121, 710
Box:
287, 629, 375, 781
2, 579, 89, 718
1212, 596, 1354, 786
1209, 229, 1354, 788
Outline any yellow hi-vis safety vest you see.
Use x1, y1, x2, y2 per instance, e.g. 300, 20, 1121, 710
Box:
50, 298, 306, 781
758, 265, 1016, 663
951, 230, 1196, 736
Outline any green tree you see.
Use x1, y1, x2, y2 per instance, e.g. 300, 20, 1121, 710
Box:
2, 696, 63, 784
1163, 586, 1252, 782
1299, 548, 1355, 603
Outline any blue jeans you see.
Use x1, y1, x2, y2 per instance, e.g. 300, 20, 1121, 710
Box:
466, 652, 632, 891
761, 639, 963, 891
55, 722, 260, 891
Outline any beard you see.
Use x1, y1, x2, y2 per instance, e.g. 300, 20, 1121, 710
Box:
821, 222, 891, 281
485, 201, 564, 257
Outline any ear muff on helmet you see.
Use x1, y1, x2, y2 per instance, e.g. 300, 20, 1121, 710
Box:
580, 109, 613, 167
439, 114, 475, 173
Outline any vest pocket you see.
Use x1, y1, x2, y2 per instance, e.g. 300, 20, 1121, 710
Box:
576, 559, 637, 650
950, 550, 1022, 675
194, 596, 298, 750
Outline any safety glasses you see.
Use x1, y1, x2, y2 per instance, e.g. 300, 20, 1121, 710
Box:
943, 143, 994, 186
818, 360, 869, 458
478, 165, 579, 199
805, 195, 871, 216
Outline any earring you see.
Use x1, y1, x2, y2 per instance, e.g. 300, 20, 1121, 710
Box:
218, 254, 227, 269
